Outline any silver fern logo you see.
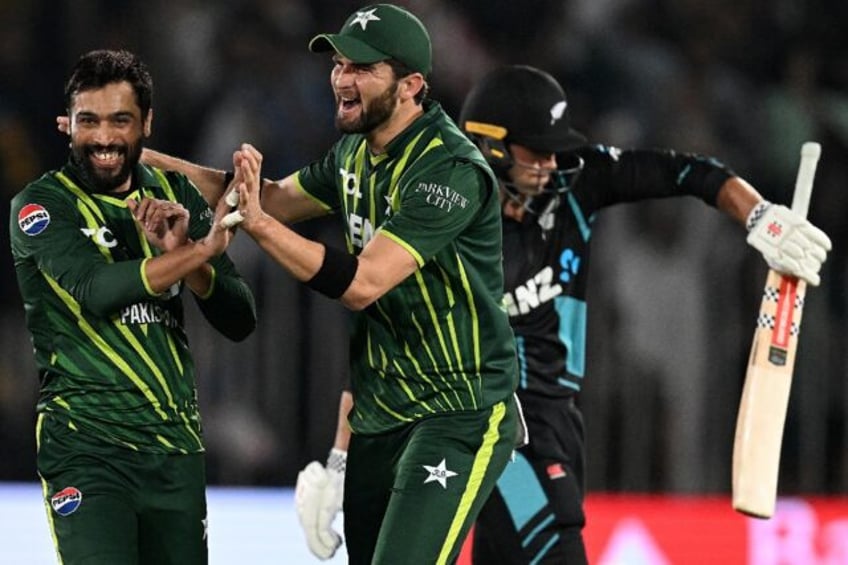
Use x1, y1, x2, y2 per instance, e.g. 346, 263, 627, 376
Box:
550, 101, 566, 125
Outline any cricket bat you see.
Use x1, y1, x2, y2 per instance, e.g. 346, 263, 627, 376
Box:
731, 141, 821, 518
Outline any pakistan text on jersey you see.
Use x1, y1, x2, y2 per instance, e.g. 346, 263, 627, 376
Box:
119, 301, 182, 328
414, 182, 468, 212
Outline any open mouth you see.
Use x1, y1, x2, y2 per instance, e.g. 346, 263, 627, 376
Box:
338, 95, 362, 116
88, 147, 124, 169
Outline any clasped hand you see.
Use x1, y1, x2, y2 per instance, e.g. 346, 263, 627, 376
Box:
127, 197, 189, 252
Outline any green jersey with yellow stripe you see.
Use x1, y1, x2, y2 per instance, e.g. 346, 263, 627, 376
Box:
10, 162, 256, 453
296, 101, 518, 434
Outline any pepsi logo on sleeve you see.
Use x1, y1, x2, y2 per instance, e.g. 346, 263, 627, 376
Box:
18, 203, 51, 236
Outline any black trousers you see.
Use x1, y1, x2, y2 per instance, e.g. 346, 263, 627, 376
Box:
472, 393, 587, 564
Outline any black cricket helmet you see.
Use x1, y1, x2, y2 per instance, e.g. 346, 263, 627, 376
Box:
459, 65, 586, 173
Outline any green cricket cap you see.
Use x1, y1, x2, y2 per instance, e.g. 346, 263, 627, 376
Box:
308, 4, 432, 76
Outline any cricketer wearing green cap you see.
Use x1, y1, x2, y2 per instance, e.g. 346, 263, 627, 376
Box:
308, 3, 432, 75
140, 4, 521, 564
296, 5, 520, 565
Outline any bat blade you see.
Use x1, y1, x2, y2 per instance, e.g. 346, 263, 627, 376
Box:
732, 272, 806, 518
731, 141, 820, 519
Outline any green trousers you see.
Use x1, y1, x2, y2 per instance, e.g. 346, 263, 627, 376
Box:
37, 415, 208, 565
345, 396, 519, 565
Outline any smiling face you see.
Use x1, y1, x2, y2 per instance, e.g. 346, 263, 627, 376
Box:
330, 56, 400, 135
68, 81, 151, 194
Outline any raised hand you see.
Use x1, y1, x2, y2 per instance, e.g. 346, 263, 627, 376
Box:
128, 197, 189, 252
224, 144, 267, 232
200, 184, 242, 257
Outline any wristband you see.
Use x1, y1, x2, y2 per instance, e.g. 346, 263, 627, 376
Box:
305, 246, 358, 299
327, 448, 347, 474
745, 200, 772, 232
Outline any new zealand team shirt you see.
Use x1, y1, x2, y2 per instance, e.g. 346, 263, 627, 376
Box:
296, 101, 518, 434
10, 163, 256, 453
503, 145, 733, 396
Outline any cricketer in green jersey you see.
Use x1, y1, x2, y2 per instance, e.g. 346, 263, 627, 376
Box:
142, 4, 521, 563
10, 49, 256, 565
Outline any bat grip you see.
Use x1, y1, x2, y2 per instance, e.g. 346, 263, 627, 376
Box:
791, 142, 821, 219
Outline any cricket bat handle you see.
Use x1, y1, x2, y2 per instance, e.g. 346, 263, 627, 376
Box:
791, 142, 820, 217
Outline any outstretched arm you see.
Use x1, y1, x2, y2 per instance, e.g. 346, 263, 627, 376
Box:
233, 145, 419, 310
143, 147, 327, 224
142, 148, 231, 207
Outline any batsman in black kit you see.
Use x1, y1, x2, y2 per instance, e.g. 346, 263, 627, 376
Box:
459, 65, 832, 564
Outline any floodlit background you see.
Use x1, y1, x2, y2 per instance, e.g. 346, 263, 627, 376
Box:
1, 1, 846, 563
5, 483, 847, 564
1, 483, 347, 565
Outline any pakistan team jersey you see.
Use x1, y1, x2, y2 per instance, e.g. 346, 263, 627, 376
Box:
503, 144, 733, 395
10, 162, 256, 453
297, 101, 518, 434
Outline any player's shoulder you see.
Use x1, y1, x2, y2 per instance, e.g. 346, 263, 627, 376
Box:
431, 112, 482, 158
141, 164, 200, 202
11, 170, 69, 209
407, 133, 491, 179
10, 171, 73, 241
141, 164, 191, 189
573, 143, 624, 163
17, 170, 64, 193
418, 119, 496, 182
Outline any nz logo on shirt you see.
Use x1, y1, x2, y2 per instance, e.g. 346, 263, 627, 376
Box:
18, 203, 51, 236
503, 249, 582, 316
504, 266, 563, 316
559, 248, 581, 282
51, 486, 83, 516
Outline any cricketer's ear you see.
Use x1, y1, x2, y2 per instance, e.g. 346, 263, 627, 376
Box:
143, 108, 153, 138
399, 73, 425, 103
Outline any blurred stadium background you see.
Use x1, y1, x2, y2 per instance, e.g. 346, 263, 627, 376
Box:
1, 0, 846, 563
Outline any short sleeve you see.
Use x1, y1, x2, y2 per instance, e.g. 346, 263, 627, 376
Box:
379, 161, 490, 265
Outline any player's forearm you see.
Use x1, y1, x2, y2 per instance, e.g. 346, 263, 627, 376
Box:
260, 175, 329, 225
183, 263, 215, 297
716, 176, 764, 226
334, 391, 354, 451
142, 148, 227, 206
143, 240, 218, 294
244, 216, 373, 310
244, 215, 326, 282
192, 271, 257, 342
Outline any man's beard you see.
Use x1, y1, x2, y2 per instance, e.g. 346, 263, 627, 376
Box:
336, 81, 398, 135
70, 140, 142, 194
